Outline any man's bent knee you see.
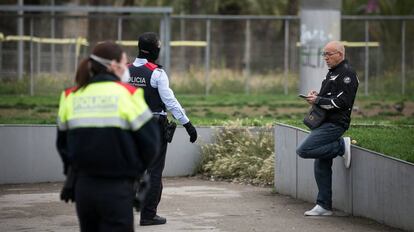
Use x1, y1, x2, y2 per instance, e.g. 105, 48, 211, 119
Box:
296, 146, 309, 158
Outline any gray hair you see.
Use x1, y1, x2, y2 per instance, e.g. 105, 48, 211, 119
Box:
328, 41, 345, 57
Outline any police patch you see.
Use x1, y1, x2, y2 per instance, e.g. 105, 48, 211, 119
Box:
343, 76, 351, 84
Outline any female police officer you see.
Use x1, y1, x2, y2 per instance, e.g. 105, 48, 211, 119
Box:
56, 41, 160, 231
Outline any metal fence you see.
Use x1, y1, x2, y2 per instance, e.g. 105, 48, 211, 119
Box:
0, 5, 413, 96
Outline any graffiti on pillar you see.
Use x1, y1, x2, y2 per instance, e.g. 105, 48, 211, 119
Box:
300, 24, 333, 68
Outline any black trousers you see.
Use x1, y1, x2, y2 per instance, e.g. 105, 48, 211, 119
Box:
141, 115, 168, 220
75, 176, 135, 232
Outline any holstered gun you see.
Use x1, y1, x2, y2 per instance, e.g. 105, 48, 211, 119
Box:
165, 120, 177, 143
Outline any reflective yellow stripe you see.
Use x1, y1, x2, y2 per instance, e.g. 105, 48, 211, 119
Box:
130, 109, 153, 131
57, 117, 68, 131
67, 117, 130, 129
66, 109, 152, 130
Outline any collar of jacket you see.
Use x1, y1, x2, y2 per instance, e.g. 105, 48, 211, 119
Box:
133, 57, 163, 68
89, 73, 119, 83
329, 59, 348, 72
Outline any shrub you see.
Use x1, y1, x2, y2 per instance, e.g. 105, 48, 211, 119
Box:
199, 121, 274, 186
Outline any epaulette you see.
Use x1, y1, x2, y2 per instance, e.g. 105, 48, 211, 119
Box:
115, 82, 137, 95
144, 62, 158, 71
64, 86, 78, 97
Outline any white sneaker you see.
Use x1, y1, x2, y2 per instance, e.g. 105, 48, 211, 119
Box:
343, 137, 351, 168
304, 205, 333, 216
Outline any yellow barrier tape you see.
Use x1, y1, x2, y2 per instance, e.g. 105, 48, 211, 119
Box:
116, 40, 207, 47
5, 35, 89, 46
2, 33, 378, 49
2, 33, 206, 48
342, 41, 380, 47
76, 37, 88, 58
116, 40, 137, 46
296, 41, 380, 47
170, 41, 207, 47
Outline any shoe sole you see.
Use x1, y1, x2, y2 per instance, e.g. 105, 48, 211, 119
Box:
304, 212, 333, 216
140, 222, 167, 226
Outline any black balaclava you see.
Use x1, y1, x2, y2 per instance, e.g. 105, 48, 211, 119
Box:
137, 32, 161, 62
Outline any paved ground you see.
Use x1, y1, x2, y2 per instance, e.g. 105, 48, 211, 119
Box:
0, 177, 404, 232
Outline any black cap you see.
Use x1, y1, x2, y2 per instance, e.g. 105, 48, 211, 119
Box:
138, 32, 160, 62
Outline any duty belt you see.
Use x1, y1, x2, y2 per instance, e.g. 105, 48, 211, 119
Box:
152, 113, 167, 120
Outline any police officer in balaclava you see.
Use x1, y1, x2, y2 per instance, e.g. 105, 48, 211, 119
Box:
128, 32, 197, 226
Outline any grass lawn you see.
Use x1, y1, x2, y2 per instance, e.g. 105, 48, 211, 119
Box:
0, 93, 413, 163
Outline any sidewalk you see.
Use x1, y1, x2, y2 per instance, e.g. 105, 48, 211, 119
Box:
0, 177, 403, 232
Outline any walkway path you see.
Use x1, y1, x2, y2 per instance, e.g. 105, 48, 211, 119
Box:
0, 177, 402, 232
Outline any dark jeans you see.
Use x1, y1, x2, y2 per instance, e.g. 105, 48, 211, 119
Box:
140, 116, 168, 220
75, 176, 135, 232
296, 122, 346, 210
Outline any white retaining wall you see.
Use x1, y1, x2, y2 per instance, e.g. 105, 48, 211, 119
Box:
274, 123, 414, 231
0, 125, 215, 184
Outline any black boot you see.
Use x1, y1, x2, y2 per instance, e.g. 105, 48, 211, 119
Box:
140, 215, 167, 226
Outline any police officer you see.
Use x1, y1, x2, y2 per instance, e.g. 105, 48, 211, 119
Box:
56, 41, 160, 231
296, 41, 359, 216
128, 32, 197, 226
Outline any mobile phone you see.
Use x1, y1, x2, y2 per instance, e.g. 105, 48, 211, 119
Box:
298, 94, 308, 98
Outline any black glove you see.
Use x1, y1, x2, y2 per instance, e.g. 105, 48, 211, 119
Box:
183, 121, 197, 143
133, 173, 151, 212
60, 167, 76, 203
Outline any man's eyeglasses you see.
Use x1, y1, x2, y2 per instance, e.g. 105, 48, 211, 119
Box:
321, 51, 339, 57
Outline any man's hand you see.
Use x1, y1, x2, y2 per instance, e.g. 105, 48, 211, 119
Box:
309, 90, 318, 96
306, 90, 318, 104
183, 122, 197, 143
60, 167, 76, 203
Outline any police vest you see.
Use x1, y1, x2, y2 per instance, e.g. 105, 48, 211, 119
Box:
128, 62, 166, 113
58, 75, 151, 132
57, 73, 153, 177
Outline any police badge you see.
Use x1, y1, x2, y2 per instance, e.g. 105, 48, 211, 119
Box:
343, 76, 351, 84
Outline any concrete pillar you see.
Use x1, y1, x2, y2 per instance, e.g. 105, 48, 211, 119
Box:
17, 0, 24, 81
299, 0, 341, 94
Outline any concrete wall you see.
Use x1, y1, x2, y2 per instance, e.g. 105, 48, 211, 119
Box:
299, 0, 341, 94
0, 125, 215, 184
274, 123, 414, 232
3, 124, 413, 230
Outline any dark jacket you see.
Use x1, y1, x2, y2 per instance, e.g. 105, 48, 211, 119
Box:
315, 59, 359, 129
56, 73, 160, 178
